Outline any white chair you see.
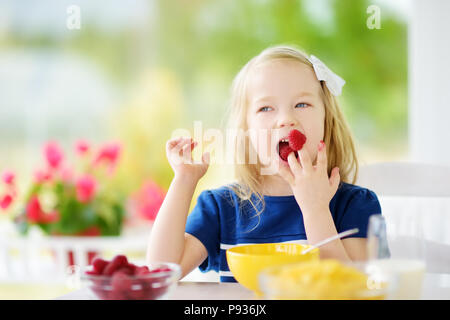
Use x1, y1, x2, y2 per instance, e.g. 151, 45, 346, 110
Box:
357, 161, 450, 276
357, 162, 450, 197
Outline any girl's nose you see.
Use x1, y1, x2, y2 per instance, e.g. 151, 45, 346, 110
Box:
279, 118, 298, 128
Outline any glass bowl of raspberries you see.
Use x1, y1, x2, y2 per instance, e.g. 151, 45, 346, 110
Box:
81, 255, 182, 300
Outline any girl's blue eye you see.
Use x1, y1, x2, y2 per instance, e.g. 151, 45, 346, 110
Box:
295, 103, 309, 108
258, 106, 272, 112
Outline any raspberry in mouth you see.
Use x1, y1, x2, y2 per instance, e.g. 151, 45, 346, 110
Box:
277, 140, 297, 161
277, 129, 307, 162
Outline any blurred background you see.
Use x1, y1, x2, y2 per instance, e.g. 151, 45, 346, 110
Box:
0, 0, 409, 193
0, 0, 430, 299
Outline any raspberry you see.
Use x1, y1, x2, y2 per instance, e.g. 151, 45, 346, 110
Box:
134, 266, 151, 276
288, 129, 307, 151
89, 276, 110, 299
111, 270, 133, 292
150, 267, 172, 273
279, 145, 294, 161
115, 266, 134, 276
127, 280, 147, 300
126, 263, 137, 274
103, 255, 128, 276
87, 256, 175, 300
127, 288, 146, 300
85, 270, 99, 275
92, 258, 108, 274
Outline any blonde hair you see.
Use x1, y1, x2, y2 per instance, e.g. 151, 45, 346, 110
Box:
224, 44, 359, 218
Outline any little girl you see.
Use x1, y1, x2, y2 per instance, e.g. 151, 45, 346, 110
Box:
147, 45, 382, 282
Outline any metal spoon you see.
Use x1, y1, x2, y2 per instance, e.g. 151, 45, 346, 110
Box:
301, 228, 359, 254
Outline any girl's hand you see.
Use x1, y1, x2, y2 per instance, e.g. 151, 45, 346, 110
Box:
166, 137, 210, 182
278, 141, 340, 214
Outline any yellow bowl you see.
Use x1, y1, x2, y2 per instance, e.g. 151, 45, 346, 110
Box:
226, 243, 319, 294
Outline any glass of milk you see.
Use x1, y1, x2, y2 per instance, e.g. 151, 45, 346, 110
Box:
367, 214, 426, 300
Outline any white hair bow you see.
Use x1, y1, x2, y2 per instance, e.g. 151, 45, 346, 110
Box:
308, 55, 345, 96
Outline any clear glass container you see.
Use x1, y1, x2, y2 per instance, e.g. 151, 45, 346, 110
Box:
81, 262, 181, 300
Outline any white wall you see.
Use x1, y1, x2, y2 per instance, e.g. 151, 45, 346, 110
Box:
409, 0, 450, 165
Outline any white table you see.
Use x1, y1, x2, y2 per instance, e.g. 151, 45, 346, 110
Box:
57, 273, 450, 300
57, 282, 255, 300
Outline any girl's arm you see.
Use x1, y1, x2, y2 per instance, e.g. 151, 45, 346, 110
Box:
146, 175, 198, 263
300, 205, 352, 261
146, 137, 210, 276
179, 233, 208, 278
341, 238, 368, 261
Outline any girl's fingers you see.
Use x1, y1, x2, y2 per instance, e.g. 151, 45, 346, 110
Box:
167, 137, 205, 167
167, 138, 181, 158
168, 138, 191, 163
180, 141, 195, 163
169, 137, 189, 152
287, 152, 302, 175
316, 140, 327, 172
172, 137, 192, 153
278, 164, 294, 185
166, 137, 183, 153
298, 148, 313, 173
168, 137, 184, 148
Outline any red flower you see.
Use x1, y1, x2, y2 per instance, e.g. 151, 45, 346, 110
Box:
94, 142, 122, 173
0, 194, 13, 210
76, 175, 97, 203
76, 140, 90, 155
34, 169, 52, 184
77, 226, 101, 236
44, 141, 64, 169
40, 210, 60, 224
60, 167, 74, 184
25, 196, 60, 224
2, 170, 15, 185
132, 181, 166, 221
26, 196, 44, 223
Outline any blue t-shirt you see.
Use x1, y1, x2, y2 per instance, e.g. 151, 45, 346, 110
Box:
185, 182, 382, 282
